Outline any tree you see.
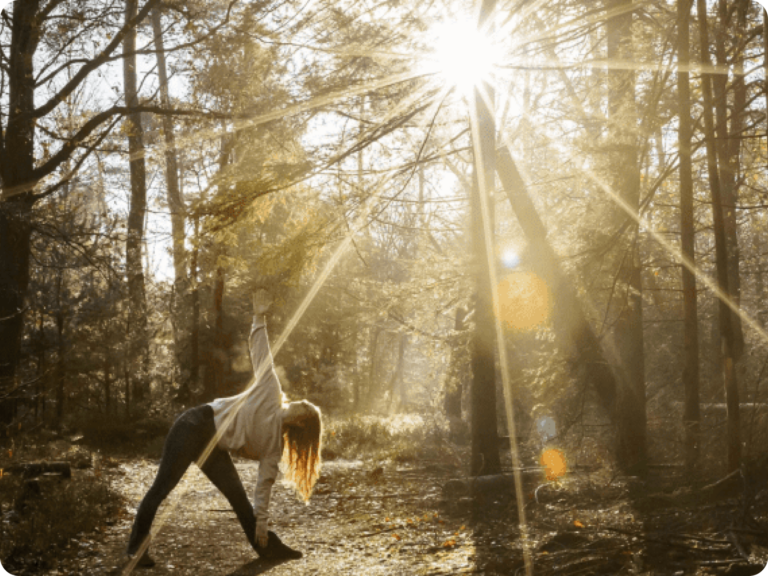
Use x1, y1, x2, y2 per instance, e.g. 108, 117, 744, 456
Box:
696, 0, 740, 472
0, 0, 164, 429
712, 0, 747, 361
151, 6, 190, 390
677, 0, 701, 475
605, 0, 647, 476
468, 0, 502, 477
122, 0, 150, 406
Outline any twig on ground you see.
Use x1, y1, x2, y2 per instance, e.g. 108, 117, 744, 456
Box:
357, 526, 400, 538
726, 530, 750, 562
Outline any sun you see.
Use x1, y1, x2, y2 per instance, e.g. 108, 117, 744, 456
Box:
426, 20, 501, 97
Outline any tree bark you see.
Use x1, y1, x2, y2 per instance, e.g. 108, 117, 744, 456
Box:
0, 0, 41, 429
469, 0, 501, 477
187, 214, 201, 403
151, 8, 186, 282
0, 201, 32, 430
677, 0, 701, 476
54, 276, 65, 428
606, 0, 646, 477
444, 307, 467, 420
765, 6, 768, 136
696, 0, 741, 473
208, 133, 233, 400
387, 333, 407, 413
151, 7, 190, 390
209, 262, 226, 400
104, 359, 112, 416
713, 0, 746, 361
123, 0, 150, 404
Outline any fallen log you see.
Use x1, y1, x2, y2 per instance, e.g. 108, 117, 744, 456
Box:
4, 461, 72, 479
443, 470, 544, 500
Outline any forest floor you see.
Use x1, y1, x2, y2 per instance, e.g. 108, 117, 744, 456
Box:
16, 450, 768, 576
3, 430, 768, 576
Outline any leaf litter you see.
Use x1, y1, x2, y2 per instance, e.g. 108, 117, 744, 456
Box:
33, 455, 768, 576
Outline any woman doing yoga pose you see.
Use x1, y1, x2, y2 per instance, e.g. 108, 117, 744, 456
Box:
125, 290, 322, 568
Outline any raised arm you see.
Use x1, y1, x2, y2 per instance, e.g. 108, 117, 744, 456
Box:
249, 289, 275, 380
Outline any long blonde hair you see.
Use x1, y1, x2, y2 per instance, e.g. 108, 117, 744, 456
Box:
282, 402, 323, 502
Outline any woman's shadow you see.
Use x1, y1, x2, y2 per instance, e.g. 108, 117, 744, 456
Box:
226, 558, 291, 576
227, 532, 304, 575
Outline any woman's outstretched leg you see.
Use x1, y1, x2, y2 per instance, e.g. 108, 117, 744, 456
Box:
199, 447, 257, 549
200, 450, 303, 560
127, 406, 215, 556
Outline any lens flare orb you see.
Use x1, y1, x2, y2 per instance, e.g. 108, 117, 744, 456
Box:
540, 448, 567, 481
497, 271, 551, 331
501, 248, 520, 269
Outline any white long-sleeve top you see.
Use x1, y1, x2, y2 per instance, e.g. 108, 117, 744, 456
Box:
208, 316, 283, 522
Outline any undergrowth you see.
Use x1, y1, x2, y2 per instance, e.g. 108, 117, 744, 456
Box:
0, 467, 123, 574
322, 413, 459, 465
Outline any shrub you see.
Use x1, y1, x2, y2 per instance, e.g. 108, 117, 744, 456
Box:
0, 471, 123, 574
322, 414, 456, 464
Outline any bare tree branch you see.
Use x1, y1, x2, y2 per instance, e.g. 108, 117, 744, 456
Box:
33, 104, 226, 182
32, 116, 121, 202
33, 0, 164, 119
36, 0, 70, 24
35, 0, 239, 88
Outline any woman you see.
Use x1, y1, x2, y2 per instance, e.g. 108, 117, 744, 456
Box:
126, 290, 322, 568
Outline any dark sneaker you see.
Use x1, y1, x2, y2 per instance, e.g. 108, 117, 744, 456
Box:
255, 531, 303, 560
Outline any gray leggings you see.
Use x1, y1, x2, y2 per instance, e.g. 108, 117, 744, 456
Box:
127, 405, 257, 554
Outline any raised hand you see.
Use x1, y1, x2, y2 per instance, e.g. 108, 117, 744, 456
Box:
252, 289, 273, 315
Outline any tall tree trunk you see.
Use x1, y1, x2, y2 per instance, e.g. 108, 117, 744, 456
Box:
151, 7, 190, 389
444, 307, 467, 420
678, 0, 701, 475
150, 8, 186, 283
187, 214, 200, 403
209, 263, 226, 400
697, 0, 741, 473
713, 0, 745, 360
387, 333, 407, 413
606, 0, 646, 476
0, 0, 41, 430
496, 148, 619, 416
34, 310, 45, 422
363, 328, 380, 411
123, 0, 149, 404
469, 0, 501, 477
764, 6, 768, 135
754, 217, 765, 329
124, 362, 131, 418
54, 276, 65, 428
104, 359, 112, 416
208, 133, 233, 400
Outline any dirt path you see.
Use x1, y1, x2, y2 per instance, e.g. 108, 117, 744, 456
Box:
39, 455, 768, 575
48, 458, 484, 576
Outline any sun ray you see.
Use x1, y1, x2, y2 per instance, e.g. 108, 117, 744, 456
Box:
500, 117, 768, 361
508, 1, 651, 53
468, 89, 534, 576
497, 55, 733, 76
